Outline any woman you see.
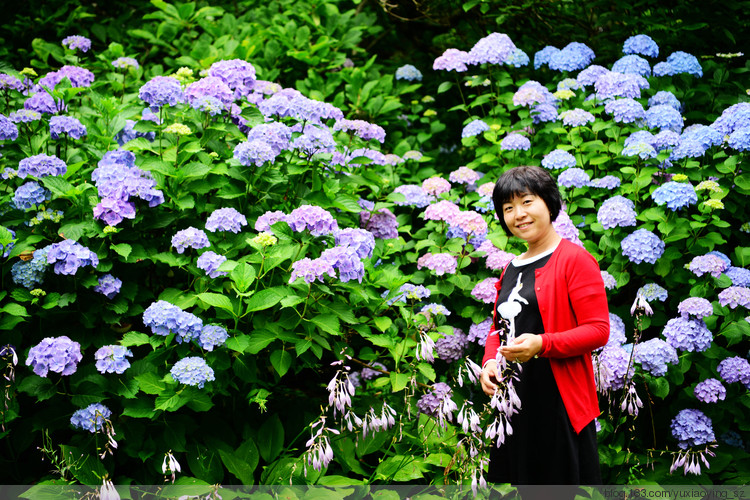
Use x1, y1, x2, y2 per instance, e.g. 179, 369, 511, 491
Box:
480, 166, 609, 485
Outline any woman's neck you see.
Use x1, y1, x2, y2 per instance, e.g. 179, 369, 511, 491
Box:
521, 231, 562, 260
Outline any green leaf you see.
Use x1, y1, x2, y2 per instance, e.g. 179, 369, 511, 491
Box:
134, 372, 166, 395
246, 330, 276, 354
257, 415, 284, 462
0, 303, 28, 317
197, 292, 235, 314
218, 449, 256, 485
375, 455, 426, 481
121, 332, 151, 347
225, 335, 250, 353
437, 81, 453, 94
417, 362, 436, 381
270, 349, 292, 377
373, 316, 391, 332
310, 314, 340, 336
111, 243, 132, 260
648, 377, 670, 399
244, 287, 285, 312
389, 372, 410, 392
230, 263, 256, 293
155, 392, 187, 411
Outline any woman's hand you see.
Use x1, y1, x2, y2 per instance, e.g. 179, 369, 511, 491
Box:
480, 360, 499, 396
498, 333, 542, 363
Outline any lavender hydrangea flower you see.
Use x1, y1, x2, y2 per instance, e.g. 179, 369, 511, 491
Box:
468, 318, 491, 346
471, 277, 499, 303
558, 167, 590, 188
94, 274, 122, 299
594, 72, 647, 100
18, 154, 67, 178
726, 267, 750, 287
170, 357, 215, 388
138, 76, 183, 107
604, 98, 645, 123
534, 46, 560, 69
665, 51, 703, 77
576, 64, 609, 86
541, 149, 576, 170
694, 378, 726, 403
143, 300, 203, 342
435, 328, 469, 363
552, 210, 583, 246
62, 35, 91, 52
623, 34, 659, 58
199, 325, 229, 351
678, 297, 713, 319
292, 123, 336, 156
652, 130, 681, 151
717, 287, 750, 309
670, 409, 715, 449
612, 55, 651, 76
512, 80, 555, 107
717, 356, 750, 386
320, 246, 365, 283
205, 207, 247, 233
638, 283, 668, 302
601, 271, 617, 290
0, 114, 19, 141
38, 65, 95, 90
649, 91, 681, 111
559, 109, 595, 127
549, 42, 595, 72
529, 104, 558, 127
49, 115, 87, 140
46, 240, 99, 275
621, 229, 665, 264
633, 338, 678, 376
254, 210, 288, 232
608, 313, 627, 346
360, 207, 398, 239
287, 205, 338, 236
422, 176, 452, 195
0, 73, 24, 92
112, 57, 139, 70
651, 181, 697, 210
466, 32, 516, 65
289, 257, 336, 284
208, 59, 257, 98
392, 185, 434, 208
449, 166, 482, 186
13, 181, 50, 210
184, 76, 234, 111
595, 345, 633, 391
688, 254, 727, 278
645, 105, 684, 132
663, 317, 713, 352
26, 336, 82, 377
433, 48, 469, 72
500, 133, 530, 151
621, 141, 657, 160
711, 102, 750, 136
417, 253, 458, 275
94, 345, 133, 374
197, 251, 228, 278
71, 404, 112, 433
461, 119, 489, 138
93, 198, 136, 226
590, 176, 621, 189
597, 195, 636, 229
24, 91, 65, 114
332, 119, 385, 143
171, 227, 210, 254
395, 64, 422, 81
233, 139, 277, 167
452, 210, 488, 236
417, 382, 457, 425
334, 228, 375, 259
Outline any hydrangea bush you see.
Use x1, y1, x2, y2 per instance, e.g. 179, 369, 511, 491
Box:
0, 0, 749, 489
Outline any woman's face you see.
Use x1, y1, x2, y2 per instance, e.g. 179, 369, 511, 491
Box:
501, 192, 554, 245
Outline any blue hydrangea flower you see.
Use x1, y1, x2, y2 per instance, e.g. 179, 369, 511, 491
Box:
92, 150, 163, 207
651, 130, 681, 151
13, 181, 51, 210
557, 78, 580, 91
682, 125, 722, 150
170, 357, 215, 388
513, 80, 556, 107
533, 46, 560, 69
541, 149, 576, 170
711, 102, 750, 136
466, 32, 516, 65
197, 251, 228, 278
624, 131, 655, 148
549, 42, 595, 72
94, 274, 122, 299
621, 141, 657, 160
292, 123, 336, 156
651, 181, 697, 210
93, 198, 136, 226
612, 55, 651, 76
199, 325, 229, 352
594, 72, 647, 99
334, 228, 375, 259
596, 345, 633, 390
70, 404, 112, 434
205, 207, 247, 233
433, 48, 468, 72
530, 103, 559, 124
558, 167, 590, 188
49, 116, 86, 140
649, 91, 681, 111
26, 336, 82, 377
726, 267, 750, 287
289, 257, 336, 284
728, 127, 750, 152
208, 59, 257, 98
670, 409, 715, 449
0, 114, 19, 141
623, 34, 659, 58
321, 246, 365, 283
694, 378, 726, 403
18, 154, 67, 179
10, 246, 49, 289
652, 61, 674, 77
717, 356, 750, 386
392, 185, 434, 207
500, 133, 530, 151
62, 35, 91, 52
233, 139, 277, 167
590, 176, 621, 189
576, 64, 609, 87
94, 345, 133, 374
559, 109, 595, 127
707, 251, 731, 267
505, 48, 530, 68
395, 64, 422, 81
688, 254, 727, 278
24, 91, 66, 115
670, 139, 706, 160
143, 300, 203, 343
420, 303, 451, 318
666, 51, 703, 77
604, 98, 645, 123
621, 228, 665, 264
638, 283, 668, 302
138, 76, 184, 107
461, 119, 489, 138
645, 105, 684, 132
601, 271, 617, 290
46, 239, 99, 275
171, 227, 210, 254
633, 338, 678, 376
597, 195, 636, 229
663, 317, 713, 352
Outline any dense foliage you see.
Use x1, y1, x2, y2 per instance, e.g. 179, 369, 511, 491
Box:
0, 0, 749, 491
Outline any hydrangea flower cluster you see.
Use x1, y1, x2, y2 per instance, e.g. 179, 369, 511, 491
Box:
466, 32, 516, 65
320, 246, 365, 283
197, 251, 228, 278
541, 149, 576, 170
594, 71, 647, 100
623, 34, 659, 58
637, 283, 668, 302
716, 356, 750, 386
205, 207, 247, 233
332, 119, 385, 143
449, 166, 481, 186
662, 317, 713, 352
604, 98, 645, 123
590, 176, 621, 189
17, 154, 67, 179
505, 48, 530, 68
94, 274, 122, 299
534, 46, 560, 69
334, 228, 375, 259
417, 252, 458, 275
360, 207, 398, 239
10, 246, 49, 289
435, 328, 469, 363
49, 116, 87, 140
601, 271, 617, 290
559, 109, 595, 127
500, 133, 530, 151
70, 404, 112, 434
386, 283, 431, 305
471, 277, 499, 303
693, 378, 726, 403
395, 64, 422, 81
62, 35, 91, 52
138, 76, 184, 107
143, 300, 203, 343
549, 42, 595, 72
726, 267, 750, 287
170, 357, 215, 388
611, 55, 651, 76
208, 59, 257, 98
621, 140, 657, 159
417, 382, 457, 425
688, 254, 727, 278
184, 76, 234, 113
645, 105, 684, 132
433, 48, 468, 72
461, 119, 489, 138
595, 345, 633, 391
633, 338, 678, 376
392, 185, 434, 208
717, 287, 750, 309
112, 57, 139, 70
26, 336, 82, 377
677, 297, 713, 319
621, 228, 665, 264
289, 257, 336, 284
234, 139, 277, 166
606, 313, 627, 346
171, 227, 210, 254
199, 325, 229, 352
670, 409, 715, 449
649, 91, 681, 111
597, 195, 636, 229
287, 205, 338, 236
558, 167, 590, 188
512, 80, 555, 107
13, 181, 51, 210
94, 345, 133, 374
468, 318, 492, 346
46, 239, 99, 275
422, 176, 452, 195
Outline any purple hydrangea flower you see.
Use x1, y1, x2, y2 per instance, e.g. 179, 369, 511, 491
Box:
246, 122, 292, 156
49, 115, 87, 140
0, 114, 19, 141
171, 357, 215, 388
184, 76, 234, 112
604, 98, 645, 123
26, 336, 82, 377
726, 267, 750, 287
321, 246, 365, 283
597, 195, 636, 229
91, 150, 164, 207
549, 42, 595, 72
678, 297, 713, 319
386, 283, 431, 305
621, 228, 665, 264
590, 176, 621, 189
595, 345, 633, 391
171, 227, 210, 254
694, 378, 726, 403
461, 119, 489, 138
671, 409, 715, 449
94, 345, 132, 374
577, 64, 609, 87
208, 59, 257, 98
513, 80, 555, 107
612, 55, 651, 76
601, 271, 617, 290
206, 207, 247, 233
663, 317, 713, 352
608, 313, 627, 346
332, 119, 385, 143
649, 91, 681, 111
717, 287, 750, 309
435, 328, 469, 363
688, 254, 727, 278
558, 167, 590, 188
559, 109, 595, 127
360, 208, 398, 239
395, 64, 422, 81
18, 154, 67, 178
717, 356, 750, 386
0, 73, 24, 91
421, 177, 451, 196
500, 133, 530, 151
291, 123, 336, 156
24, 91, 65, 115
71, 404, 112, 433
143, 300, 203, 342
645, 105, 684, 132
289, 257, 336, 284
534, 46, 560, 69
417, 382, 457, 423
449, 166, 481, 186
594, 71, 647, 100
199, 325, 229, 351
633, 338, 678, 376
433, 48, 469, 72
468, 318, 491, 346
13, 181, 50, 210
38, 66, 95, 90
552, 210, 583, 246
233, 139, 277, 167
665, 51, 703, 77
287, 205, 338, 236
530, 103, 559, 124
623, 34, 659, 58
46, 239, 99, 275
115, 119, 155, 146
471, 277, 499, 303
466, 32, 516, 65
334, 228, 375, 259
93, 198, 136, 226
62, 35, 91, 52
197, 251, 228, 278
542, 149, 576, 170
94, 274, 122, 299
652, 130, 682, 151
255, 210, 288, 232
138, 76, 183, 107
417, 252, 458, 275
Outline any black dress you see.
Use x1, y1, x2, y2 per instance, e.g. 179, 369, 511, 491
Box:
486, 250, 601, 485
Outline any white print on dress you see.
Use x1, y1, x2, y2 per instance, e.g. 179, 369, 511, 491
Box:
497, 273, 527, 340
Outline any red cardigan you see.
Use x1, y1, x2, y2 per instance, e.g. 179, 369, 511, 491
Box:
482, 238, 610, 434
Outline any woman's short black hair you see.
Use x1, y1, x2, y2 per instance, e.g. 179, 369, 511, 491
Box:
492, 166, 562, 234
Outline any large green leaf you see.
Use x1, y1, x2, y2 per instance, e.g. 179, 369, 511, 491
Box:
244, 287, 286, 312
257, 415, 284, 462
